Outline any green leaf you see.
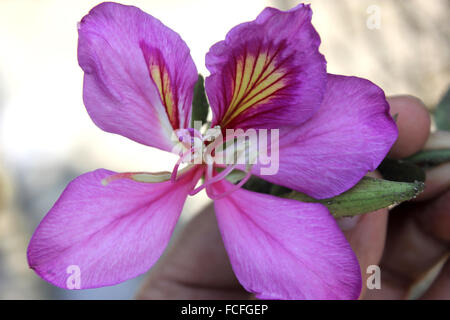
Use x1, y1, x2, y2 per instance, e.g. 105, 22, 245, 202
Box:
404, 149, 450, 167
434, 86, 450, 131
191, 74, 209, 127
377, 158, 425, 183
285, 177, 425, 218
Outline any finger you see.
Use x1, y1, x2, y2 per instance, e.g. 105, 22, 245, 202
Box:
363, 268, 411, 300
136, 204, 250, 299
379, 95, 449, 295
341, 208, 388, 299
414, 189, 450, 244
420, 256, 450, 299
415, 162, 450, 201
423, 131, 450, 150
380, 190, 450, 284
364, 191, 450, 299
414, 131, 450, 202
387, 95, 431, 159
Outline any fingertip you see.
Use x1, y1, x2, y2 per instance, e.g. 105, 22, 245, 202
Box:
414, 162, 450, 202
387, 95, 431, 159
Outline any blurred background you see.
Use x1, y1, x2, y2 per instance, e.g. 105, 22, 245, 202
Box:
0, 0, 448, 299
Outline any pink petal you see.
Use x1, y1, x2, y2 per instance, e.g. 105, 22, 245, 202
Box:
212, 180, 361, 299
27, 167, 202, 289
78, 2, 198, 151
253, 74, 398, 199
205, 4, 326, 130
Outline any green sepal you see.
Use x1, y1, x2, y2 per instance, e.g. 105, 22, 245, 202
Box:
285, 177, 425, 218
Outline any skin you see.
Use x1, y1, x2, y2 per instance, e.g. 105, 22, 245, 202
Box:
136, 95, 450, 300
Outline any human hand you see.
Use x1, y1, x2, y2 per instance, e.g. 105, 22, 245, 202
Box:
136, 95, 450, 300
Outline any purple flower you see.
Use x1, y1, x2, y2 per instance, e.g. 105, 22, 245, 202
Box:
27, 2, 397, 299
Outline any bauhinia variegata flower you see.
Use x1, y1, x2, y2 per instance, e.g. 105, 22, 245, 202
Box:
27, 2, 398, 299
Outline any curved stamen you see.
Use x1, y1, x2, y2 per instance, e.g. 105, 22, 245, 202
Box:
173, 124, 256, 199
212, 129, 257, 168
171, 147, 195, 183
189, 163, 237, 196
206, 170, 252, 200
